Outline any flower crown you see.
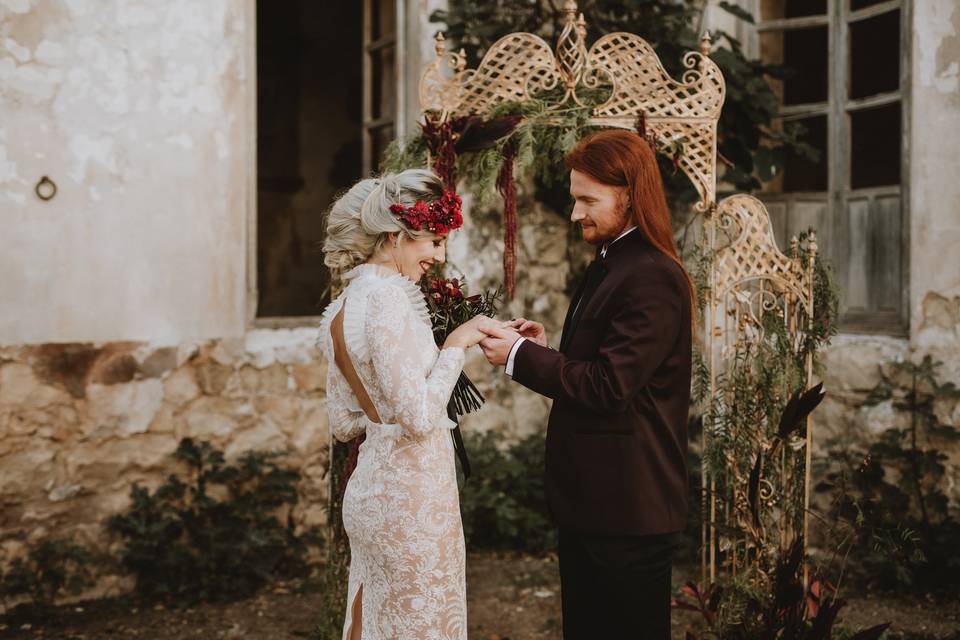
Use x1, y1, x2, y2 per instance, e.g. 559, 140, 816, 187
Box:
389, 190, 464, 236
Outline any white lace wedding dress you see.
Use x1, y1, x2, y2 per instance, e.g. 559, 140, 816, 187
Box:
318, 263, 468, 640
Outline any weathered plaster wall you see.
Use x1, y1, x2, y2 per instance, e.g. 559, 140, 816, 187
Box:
910, 0, 960, 367
0, 0, 249, 345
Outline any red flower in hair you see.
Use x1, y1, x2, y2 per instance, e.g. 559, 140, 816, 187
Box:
389, 190, 463, 235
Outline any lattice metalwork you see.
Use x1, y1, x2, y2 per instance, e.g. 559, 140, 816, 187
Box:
704, 194, 818, 583
418, 0, 725, 210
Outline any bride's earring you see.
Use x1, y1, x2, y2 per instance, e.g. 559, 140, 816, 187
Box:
392, 235, 403, 273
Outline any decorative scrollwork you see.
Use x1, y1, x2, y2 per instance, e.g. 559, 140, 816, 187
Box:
713, 194, 813, 313
417, 1, 725, 210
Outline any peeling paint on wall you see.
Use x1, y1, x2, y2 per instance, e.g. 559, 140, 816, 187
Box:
917, 0, 960, 96
0, 0, 33, 15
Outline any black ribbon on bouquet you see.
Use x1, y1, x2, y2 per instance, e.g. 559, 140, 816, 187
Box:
447, 370, 483, 480
448, 408, 472, 481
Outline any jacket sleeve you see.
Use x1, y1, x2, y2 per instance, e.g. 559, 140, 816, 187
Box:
512, 269, 682, 415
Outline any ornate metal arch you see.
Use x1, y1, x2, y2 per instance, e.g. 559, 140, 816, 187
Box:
419, 0, 725, 210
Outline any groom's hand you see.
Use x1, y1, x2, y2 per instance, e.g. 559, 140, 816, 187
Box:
508, 318, 548, 347
478, 325, 522, 367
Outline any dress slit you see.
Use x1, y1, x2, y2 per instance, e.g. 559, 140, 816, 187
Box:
346, 583, 363, 640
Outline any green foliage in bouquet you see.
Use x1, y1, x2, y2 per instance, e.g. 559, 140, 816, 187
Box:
107, 438, 318, 603
0, 538, 97, 613
817, 355, 960, 594
422, 273, 502, 418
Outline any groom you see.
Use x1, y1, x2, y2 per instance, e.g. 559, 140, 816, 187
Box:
480, 130, 693, 639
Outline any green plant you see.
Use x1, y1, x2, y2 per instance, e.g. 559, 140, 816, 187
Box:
675, 538, 891, 639
0, 538, 96, 612
458, 430, 556, 553
309, 439, 353, 640
107, 438, 317, 603
818, 356, 960, 593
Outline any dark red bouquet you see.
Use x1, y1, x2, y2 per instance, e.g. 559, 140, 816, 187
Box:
421, 274, 502, 417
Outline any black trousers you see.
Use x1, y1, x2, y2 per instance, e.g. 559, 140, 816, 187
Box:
558, 528, 678, 640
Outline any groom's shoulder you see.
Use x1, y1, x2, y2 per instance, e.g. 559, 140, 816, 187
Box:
615, 247, 687, 299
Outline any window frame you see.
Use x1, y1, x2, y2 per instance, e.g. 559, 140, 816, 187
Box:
246, 0, 407, 328
756, 0, 911, 335
362, 0, 407, 175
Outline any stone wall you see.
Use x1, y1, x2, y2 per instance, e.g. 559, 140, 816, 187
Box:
0, 330, 330, 601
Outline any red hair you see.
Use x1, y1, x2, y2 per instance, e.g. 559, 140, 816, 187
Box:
565, 129, 698, 324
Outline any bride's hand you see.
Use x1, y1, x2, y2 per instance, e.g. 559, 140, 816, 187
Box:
443, 315, 500, 349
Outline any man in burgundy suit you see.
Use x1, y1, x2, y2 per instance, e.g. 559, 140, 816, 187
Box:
480, 130, 694, 639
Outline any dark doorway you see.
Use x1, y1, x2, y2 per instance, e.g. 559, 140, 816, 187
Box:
256, 1, 363, 317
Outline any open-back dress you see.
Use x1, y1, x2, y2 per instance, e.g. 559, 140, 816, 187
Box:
318, 263, 467, 640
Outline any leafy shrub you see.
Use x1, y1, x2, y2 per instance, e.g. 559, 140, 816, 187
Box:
0, 538, 96, 611
818, 356, 960, 593
675, 537, 890, 640
107, 438, 317, 603
458, 423, 708, 558
458, 430, 556, 553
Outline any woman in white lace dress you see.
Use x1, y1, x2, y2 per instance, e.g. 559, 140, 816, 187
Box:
318, 169, 493, 640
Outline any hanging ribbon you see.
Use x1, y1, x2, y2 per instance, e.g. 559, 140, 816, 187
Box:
421, 113, 463, 190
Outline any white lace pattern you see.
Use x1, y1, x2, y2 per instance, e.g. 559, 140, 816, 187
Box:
318, 263, 467, 640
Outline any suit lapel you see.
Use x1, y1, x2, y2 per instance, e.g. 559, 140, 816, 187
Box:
560, 259, 608, 353
559, 231, 645, 353
559, 269, 590, 353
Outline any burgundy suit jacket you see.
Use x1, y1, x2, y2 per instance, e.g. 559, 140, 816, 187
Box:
512, 229, 691, 536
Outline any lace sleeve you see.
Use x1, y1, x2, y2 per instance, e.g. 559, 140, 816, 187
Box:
327, 366, 367, 442
364, 284, 465, 437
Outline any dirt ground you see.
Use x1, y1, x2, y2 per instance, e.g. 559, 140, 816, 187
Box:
1, 554, 957, 639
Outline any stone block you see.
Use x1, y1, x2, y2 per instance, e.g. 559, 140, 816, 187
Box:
0, 362, 72, 408
139, 347, 178, 378
224, 417, 287, 458
183, 396, 242, 441
194, 358, 232, 395
0, 445, 56, 499
162, 367, 200, 405
86, 379, 163, 437
291, 399, 329, 454
292, 361, 326, 392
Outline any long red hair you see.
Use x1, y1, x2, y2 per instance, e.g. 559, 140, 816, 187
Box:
565, 129, 698, 324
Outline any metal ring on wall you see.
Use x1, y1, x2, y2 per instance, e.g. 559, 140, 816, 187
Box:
35, 176, 57, 201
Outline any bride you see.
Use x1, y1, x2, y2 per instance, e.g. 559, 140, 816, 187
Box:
318, 168, 495, 640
